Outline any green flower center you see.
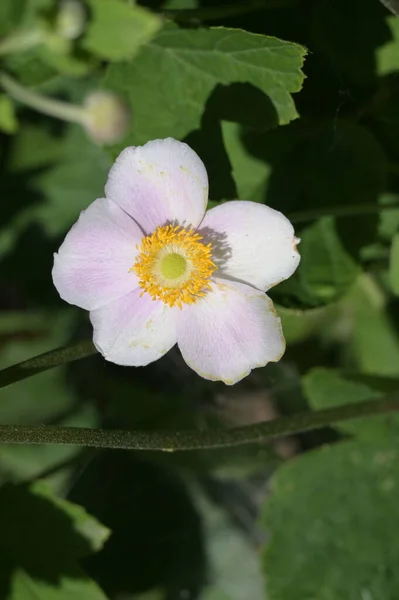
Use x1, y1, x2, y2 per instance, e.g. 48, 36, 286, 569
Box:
160, 253, 187, 279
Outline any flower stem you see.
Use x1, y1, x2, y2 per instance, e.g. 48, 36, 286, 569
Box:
0, 394, 399, 451
0, 71, 86, 123
162, 0, 294, 22
0, 340, 96, 390
289, 201, 399, 224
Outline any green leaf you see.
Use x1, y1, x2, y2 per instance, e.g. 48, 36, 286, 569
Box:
348, 274, 399, 376
276, 303, 338, 344
310, 0, 390, 87
9, 570, 109, 600
197, 487, 264, 600
261, 120, 386, 256
389, 232, 399, 295
105, 24, 307, 145
164, 0, 197, 7
0, 0, 27, 37
31, 481, 110, 553
130, 591, 165, 600
23, 124, 111, 237
9, 121, 62, 171
262, 438, 399, 600
0, 311, 77, 421
82, 0, 162, 61
221, 121, 270, 202
379, 194, 399, 241
303, 367, 399, 440
0, 0, 52, 41
5, 49, 60, 87
68, 452, 205, 598
0, 94, 18, 133
366, 77, 399, 166
0, 481, 109, 599
376, 15, 399, 75
290, 121, 385, 215
0, 312, 96, 486
37, 42, 91, 77
277, 217, 359, 307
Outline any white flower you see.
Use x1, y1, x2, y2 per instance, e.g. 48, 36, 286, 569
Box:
52, 138, 300, 384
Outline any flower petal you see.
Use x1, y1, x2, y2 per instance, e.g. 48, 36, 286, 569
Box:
52, 198, 141, 311
105, 138, 209, 233
91, 289, 178, 366
200, 201, 300, 291
176, 279, 285, 385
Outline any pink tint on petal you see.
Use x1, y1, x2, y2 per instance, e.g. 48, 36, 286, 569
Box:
200, 201, 300, 292
52, 198, 142, 311
176, 278, 286, 385
105, 138, 209, 234
90, 288, 178, 366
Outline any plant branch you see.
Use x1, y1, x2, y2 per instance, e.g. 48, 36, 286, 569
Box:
0, 340, 96, 389
0, 394, 399, 451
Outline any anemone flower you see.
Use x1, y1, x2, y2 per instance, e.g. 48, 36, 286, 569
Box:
53, 138, 300, 384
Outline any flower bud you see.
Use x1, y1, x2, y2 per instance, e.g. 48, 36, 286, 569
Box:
56, 0, 87, 40
82, 90, 131, 145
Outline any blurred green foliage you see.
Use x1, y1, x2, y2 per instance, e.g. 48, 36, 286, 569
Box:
1, 0, 399, 598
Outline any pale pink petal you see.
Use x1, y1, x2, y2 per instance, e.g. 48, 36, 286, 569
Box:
200, 201, 300, 292
105, 138, 209, 233
52, 198, 141, 311
176, 279, 285, 385
90, 289, 178, 366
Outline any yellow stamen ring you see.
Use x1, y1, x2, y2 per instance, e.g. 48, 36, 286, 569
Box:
131, 224, 216, 308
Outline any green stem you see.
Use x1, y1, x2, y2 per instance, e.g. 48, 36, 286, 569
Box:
289, 201, 399, 224
0, 394, 399, 450
162, 0, 294, 22
0, 72, 86, 123
0, 340, 96, 390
